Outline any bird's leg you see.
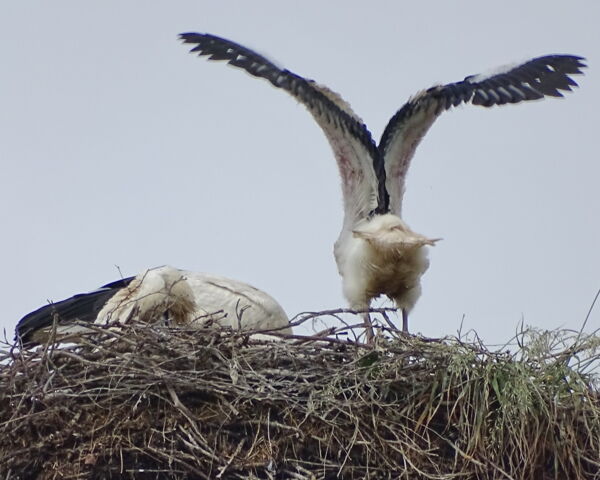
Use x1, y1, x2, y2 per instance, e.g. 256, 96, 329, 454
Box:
363, 311, 375, 343
401, 308, 409, 333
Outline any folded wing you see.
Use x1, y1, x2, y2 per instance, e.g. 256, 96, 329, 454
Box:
15, 277, 134, 345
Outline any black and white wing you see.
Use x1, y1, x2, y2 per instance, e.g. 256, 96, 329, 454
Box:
180, 33, 386, 224
380, 54, 586, 215
15, 277, 134, 345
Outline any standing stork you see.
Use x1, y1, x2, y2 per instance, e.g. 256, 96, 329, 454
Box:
16, 265, 291, 346
180, 33, 586, 339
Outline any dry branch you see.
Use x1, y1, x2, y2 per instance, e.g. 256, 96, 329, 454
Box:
0, 314, 599, 479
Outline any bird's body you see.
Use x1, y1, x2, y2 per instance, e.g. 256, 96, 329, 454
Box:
179, 34, 585, 337
16, 265, 290, 346
337, 214, 436, 313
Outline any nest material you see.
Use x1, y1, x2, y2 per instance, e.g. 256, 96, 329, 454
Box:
1, 315, 599, 480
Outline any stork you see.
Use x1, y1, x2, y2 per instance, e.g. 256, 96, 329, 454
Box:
180, 34, 585, 339
16, 265, 291, 346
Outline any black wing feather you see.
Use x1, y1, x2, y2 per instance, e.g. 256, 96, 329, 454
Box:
380, 54, 586, 155
179, 33, 378, 160
15, 276, 134, 345
180, 32, 389, 213
379, 54, 585, 216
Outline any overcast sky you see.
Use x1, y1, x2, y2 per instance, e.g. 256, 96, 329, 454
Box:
1, 1, 598, 344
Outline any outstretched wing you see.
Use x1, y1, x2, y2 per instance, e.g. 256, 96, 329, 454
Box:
15, 276, 134, 345
380, 54, 586, 215
180, 33, 385, 225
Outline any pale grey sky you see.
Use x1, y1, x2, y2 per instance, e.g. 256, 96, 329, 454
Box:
1, 1, 598, 343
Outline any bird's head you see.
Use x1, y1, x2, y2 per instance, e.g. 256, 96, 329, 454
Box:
352, 213, 441, 252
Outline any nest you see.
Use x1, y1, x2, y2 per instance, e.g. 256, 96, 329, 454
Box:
1, 312, 600, 480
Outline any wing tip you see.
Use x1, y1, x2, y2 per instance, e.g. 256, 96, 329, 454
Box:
179, 32, 203, 42
14, 303, 54, 345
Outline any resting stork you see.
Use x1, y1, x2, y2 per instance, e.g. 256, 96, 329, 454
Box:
180, 33, 586, 339
16, 265, 291, 346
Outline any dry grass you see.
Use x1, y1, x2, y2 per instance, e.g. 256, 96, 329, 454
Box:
1, 312, 599, 479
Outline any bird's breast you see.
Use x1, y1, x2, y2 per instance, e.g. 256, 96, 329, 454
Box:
335, 232, 430, 309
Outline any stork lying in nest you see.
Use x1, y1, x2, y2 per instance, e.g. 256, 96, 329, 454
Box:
16, 265, 291, 346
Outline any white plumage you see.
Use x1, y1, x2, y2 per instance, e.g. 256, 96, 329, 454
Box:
98, 266, 289, 330
180, 34, 585, 339
16, 265, 291, 345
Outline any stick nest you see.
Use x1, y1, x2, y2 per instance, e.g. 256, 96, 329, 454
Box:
1, 315, 600, 479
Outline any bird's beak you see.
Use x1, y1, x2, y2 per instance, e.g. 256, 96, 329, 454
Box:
400, 236, 442, 248
425, 237, 443, 246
